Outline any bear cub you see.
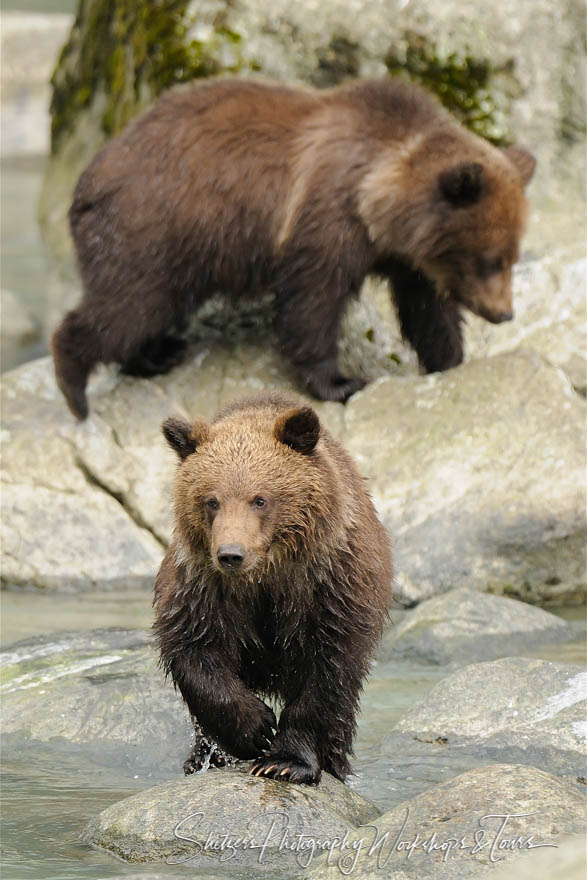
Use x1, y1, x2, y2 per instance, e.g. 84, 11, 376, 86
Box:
154, 392, 391, 784
52, 76, 536, 419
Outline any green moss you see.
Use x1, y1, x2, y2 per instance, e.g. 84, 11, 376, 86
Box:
50, 0, 247, 153
313, 33, 360, 87
385, 31, 511, 145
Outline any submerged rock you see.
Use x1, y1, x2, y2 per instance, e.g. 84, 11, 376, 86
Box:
83, 765, 379, 870
379, 589, 573, 665
310, 764, 586, 878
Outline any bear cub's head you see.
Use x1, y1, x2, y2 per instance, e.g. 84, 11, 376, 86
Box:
163, 403, 324, 578
361, 139, 536, 325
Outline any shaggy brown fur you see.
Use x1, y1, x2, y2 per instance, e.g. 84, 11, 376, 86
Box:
52, 77, 535, 419
154, 392, 391, 784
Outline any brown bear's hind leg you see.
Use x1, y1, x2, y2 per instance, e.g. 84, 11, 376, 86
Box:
121, 334, 187, 378
51, 308, 100, 420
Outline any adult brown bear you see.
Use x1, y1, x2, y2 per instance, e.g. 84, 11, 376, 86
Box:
52, 77, 535, 419
154, 392, 392, 784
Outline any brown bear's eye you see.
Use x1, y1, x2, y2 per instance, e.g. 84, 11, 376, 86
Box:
253, 496, 266, 509
205, 497, 220, 511
477, 255, 504, 278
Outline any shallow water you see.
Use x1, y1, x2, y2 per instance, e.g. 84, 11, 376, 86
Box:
1, 588, 585, 879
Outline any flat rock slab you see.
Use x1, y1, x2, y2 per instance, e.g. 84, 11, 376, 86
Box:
83, 766, 379, 871
310, 764, 586, 879
379, 588, 572, 665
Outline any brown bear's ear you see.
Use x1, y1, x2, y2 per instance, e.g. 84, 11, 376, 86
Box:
439, 161, 484, 207
162, 417, 210, 460
503, 145, 536, 187
274, 407, 320, 455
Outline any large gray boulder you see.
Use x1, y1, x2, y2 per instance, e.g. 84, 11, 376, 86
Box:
1, 347, 585, 604
355, 656, 587, 810
309, 764, 586, 879
380, 589, 573, 665
83, 765, 379, 870
345, 349, 586, 604
394, 657, 587, 776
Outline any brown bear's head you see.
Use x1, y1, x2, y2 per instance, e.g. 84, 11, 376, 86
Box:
360, 137, 536, 324
162, 403, 334, 580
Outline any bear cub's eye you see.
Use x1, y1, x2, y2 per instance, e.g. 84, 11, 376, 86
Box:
253, 496, 267, 509
476, 255, 504, 278
205, 497, 220, 511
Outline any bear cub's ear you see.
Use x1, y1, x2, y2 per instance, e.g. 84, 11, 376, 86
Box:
439, 161, 484, 207
162, 417, 210, 460
503, 145, 536, 187
274, 407, 320, 455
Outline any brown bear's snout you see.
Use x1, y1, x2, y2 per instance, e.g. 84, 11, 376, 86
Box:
487, 309, 513, 324
217, 544, 246, 570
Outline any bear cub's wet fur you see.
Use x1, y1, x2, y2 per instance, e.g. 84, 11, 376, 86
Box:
154, 392, 391, 784
52, 77, 535, 419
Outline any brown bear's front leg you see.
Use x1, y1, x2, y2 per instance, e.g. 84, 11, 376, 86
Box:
385, 258, 464, 373
167, 650, 277, 761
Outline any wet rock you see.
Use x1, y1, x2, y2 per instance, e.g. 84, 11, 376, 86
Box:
310, 764, 586, 878
354, 657, 586, 811
0, 628, 189, 778
345, 349, 586, 605
379, 589, 573, 665
83, 765, 379, 870
395, 657, 587, 775
489, 833, 587, 880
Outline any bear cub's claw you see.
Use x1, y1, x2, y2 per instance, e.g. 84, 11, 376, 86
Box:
249, 756, 320, 785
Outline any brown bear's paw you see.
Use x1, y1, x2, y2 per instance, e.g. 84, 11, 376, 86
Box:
302, 368, 366, 404
219, 698, 277, 760
249, 754, 321, 785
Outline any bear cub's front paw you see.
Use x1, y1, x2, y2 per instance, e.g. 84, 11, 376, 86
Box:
249, 752, 321, 785
219, 698, 277, 760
